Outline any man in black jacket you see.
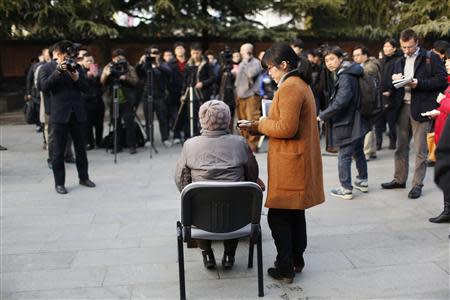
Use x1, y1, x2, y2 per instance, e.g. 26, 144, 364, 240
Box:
380, 38, 403, 150
79, 52, 104, 149
40, 40, 95, 194
135, 46, 172, 147
101, 49, 139, 154
39, 46, 76, 169
180, 43, 215, 138
381, 29, 447, 199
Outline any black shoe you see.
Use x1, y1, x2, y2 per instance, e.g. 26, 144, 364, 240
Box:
429, 211, 450, 223
381, 180, 406, 189
129, 147, 137, 154
408, 186, 422, 199
65, 157, 76, 163
79, 179, 96, 188
274, 258, 304, 273
222, 253, 235, 269
55, 185, 67, 194
0, 145, 7, 151
376, 144, 382, 151
388, 138, 396, 149
86, 144, 94, 151
202, 250, 216, 269
267, 267, 294, 284
427, 160, 435, 167
293, 257, 305, 273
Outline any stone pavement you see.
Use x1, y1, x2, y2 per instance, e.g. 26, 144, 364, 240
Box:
1, 124, 449, 299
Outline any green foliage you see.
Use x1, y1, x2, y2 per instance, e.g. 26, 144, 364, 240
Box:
1, 0, 449, 40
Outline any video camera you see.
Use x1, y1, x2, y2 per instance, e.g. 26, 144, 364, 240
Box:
109, 60, 129, 78
144, 48, 160, 66
220, 47, 233, 72
58, 43, 81, 73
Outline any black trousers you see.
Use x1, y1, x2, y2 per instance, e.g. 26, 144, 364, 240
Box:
268, 208, 307, 275
52, 113, 89, 186
47, 118, 74, 163
111, 102, 136, 148
385, 108, 398, 145
143, 97, 170, 142
198, 239, 239, 256
86, 102, 105, 146
175, 100, 200, 139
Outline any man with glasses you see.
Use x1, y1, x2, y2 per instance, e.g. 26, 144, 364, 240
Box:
381, 29, 447, 199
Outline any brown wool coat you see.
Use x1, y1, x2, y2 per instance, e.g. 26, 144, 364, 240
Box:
252, 74, 325, 210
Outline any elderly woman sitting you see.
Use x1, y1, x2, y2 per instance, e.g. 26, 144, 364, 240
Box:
175, 100, 260, 270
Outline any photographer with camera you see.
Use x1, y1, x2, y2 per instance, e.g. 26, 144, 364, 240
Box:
136, 46, 172, 147
101, 49, 139, 154
217, 47, 238, 125
179, 42, 215, 138
40, 40, 95, 194
79, 52, 104, 150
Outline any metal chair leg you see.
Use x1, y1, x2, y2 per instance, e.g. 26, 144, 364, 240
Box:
248, 237, 254, 268
257, 230, 264, 297
177, 222, 186, 300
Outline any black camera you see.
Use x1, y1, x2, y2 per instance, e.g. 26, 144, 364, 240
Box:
220, 47, 233, 71
58, 43, 81, 73
144, 48, 159, 66
109, 60, 128, 78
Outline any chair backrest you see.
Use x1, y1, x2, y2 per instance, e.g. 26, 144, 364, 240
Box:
181, 181, 263, 233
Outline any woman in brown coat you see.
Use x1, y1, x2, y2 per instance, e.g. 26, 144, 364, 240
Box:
239, 43, 325, 283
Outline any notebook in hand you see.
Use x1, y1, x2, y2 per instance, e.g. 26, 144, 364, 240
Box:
393, 77, 413, 89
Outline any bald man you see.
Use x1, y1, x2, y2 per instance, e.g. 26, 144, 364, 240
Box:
235, 43, 262, 152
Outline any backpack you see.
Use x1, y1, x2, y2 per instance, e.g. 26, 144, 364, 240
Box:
358, 72, 383, 123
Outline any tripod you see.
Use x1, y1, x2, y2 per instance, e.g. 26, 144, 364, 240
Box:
173, 74, 198, 138
112, 81, 120, 164
144, 58, 158, 158
218, 64, 236, 131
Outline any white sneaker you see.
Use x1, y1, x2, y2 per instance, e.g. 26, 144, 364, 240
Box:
163, 140, 172, 148
173, 138, 181, 145
330, 187, 353, 200
354, 178, 369, 193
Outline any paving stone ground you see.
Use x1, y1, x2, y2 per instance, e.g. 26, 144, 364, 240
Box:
1, 123, 449, 299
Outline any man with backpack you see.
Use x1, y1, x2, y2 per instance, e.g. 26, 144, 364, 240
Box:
318, 46, 369, 200
353, 45, 382, 160
381, 29, 447, 199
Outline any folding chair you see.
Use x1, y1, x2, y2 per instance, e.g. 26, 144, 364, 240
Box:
176, 181, 264, 299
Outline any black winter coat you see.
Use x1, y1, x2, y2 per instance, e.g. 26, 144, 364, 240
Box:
319, 62, 368, 147
26, 61, 45, 101
166, 59, 184, 105
435, 117, 450, 196
81, 67, 104, 111
40, 63, 89, 123
38, 61, 57, 115
182, 58, 215, 102
135, 61, 172, 100
392, 47, 447, 122
380, 50, 403, 112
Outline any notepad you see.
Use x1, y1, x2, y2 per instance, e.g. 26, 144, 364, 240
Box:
393, 77, 413, 89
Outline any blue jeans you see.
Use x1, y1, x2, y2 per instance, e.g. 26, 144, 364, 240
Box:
338, 137, 368, 190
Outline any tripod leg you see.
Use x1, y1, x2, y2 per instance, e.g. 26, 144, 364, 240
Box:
112, 84, 119, 164
189, 87, 194, 138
